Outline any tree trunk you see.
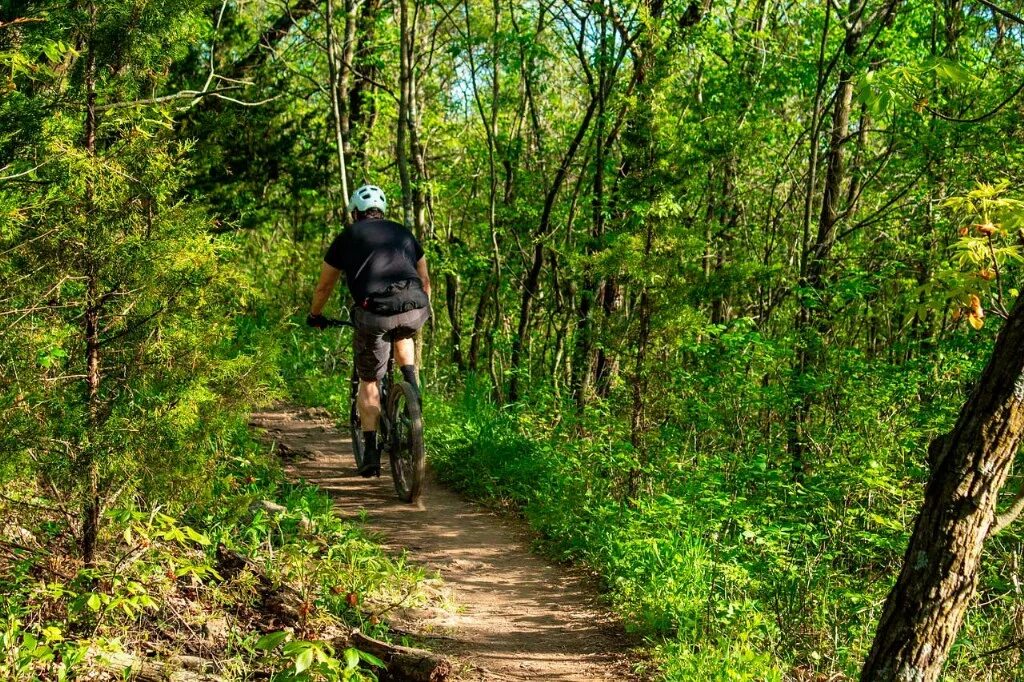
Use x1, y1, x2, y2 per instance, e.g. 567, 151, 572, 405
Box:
397, 0, 414, 229
861, 294, 1024, 680
573, 7, 617, 408
507, 63, 599, 403
338, 0, 358, 141
593, 279, 621, 398
445, 236, 465, 370
627, 228, 654, 501
407, 12, 429, 240
788, 0, 863, 477
349, 0, 382, 177
83, 274, 101, 566
81, 2, 101, 567
468, 275, 492, 372
325, 0, 350, 204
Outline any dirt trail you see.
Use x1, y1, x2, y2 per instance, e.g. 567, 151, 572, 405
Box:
250, 406, 638, 681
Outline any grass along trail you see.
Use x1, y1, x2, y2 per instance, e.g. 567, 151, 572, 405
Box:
250, 405, 639, 681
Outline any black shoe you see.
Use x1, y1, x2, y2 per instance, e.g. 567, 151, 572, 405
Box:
358, 464, 380, 478
357, 450, 381, 478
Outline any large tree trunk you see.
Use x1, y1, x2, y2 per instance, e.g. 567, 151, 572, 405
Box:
861, 294, 1024, 680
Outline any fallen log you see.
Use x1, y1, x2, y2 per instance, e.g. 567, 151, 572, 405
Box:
341, 629, 452, 682
215, 545, 304, 626
216, 547, 451, 681
91, 650, 223, 681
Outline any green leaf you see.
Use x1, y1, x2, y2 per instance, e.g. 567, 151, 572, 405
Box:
86, 594, 101, 612
294, 647, 314, 674
255, 631, 288, 651
184, 526, 210, 546
357, 649, 386, 668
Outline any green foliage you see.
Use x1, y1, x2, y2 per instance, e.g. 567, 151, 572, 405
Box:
0, 427, 437, 680
6, 0, 1024, 678
426, 321, 1015, 678
255, 632, 384, 681
0, 0, 274, 558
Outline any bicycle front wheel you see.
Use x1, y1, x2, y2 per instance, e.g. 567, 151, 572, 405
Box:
388, 382, 424, 503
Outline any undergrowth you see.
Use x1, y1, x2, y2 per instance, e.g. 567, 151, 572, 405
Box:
0, 419, 440, 681
425, 336, 1024, 681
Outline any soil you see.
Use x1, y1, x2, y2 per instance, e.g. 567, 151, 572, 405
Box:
249, 406, 641, 681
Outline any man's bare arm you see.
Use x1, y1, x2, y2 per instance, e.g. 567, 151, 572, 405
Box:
310, 262, 342, 315
416, 257, 431, 299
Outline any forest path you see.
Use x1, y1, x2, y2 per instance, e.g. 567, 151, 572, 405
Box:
250, 406, 639, 681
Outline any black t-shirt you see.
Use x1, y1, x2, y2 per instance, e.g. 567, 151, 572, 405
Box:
323, 219, 425, 303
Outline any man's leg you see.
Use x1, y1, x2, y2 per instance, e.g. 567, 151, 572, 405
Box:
394, 337, 418, 393
357, 379, 381, 430
356, 379, 382, 477
353, 310, 390, 477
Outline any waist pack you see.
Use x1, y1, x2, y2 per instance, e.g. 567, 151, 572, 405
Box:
361, 279, 429, 316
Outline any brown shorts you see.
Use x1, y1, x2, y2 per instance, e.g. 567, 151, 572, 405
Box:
353, 306, 430, 381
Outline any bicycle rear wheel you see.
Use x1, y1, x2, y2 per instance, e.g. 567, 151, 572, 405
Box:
388, 382, 424, 503
349, 367, 365, 469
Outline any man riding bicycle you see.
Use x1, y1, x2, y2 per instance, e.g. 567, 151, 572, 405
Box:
307, 185, 431, 478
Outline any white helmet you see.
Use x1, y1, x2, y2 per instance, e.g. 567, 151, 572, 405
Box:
348, 184, 387, 214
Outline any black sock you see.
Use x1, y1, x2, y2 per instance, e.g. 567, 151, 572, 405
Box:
363, 431, 378, 460
360, 431, 379, 476
400, 365, 418, 392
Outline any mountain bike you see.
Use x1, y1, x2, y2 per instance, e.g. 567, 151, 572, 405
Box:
323, 318, 425, 503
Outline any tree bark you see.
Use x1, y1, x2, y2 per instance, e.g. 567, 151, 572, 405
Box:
789, 0, 864, 477
93, 650, 223, 682
349, 0, 382, 177
468, 275, 492, 372
397, 0, 414, 230
445, 236, 465, 370
593, 280, 622, 398
861, 294, 1024, 680
572, 6, 617, 407
627, 228, 654, 501
325, 0, 350, 204
81, 1, 101, 567
346, 631, 452, 682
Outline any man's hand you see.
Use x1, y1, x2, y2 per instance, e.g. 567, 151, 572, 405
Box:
307, 313, 329, 330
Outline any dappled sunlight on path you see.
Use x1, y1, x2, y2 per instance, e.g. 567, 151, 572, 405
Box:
251, 406, 639, 681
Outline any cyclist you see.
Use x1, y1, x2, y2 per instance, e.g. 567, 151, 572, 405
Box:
307, 185, 431, 478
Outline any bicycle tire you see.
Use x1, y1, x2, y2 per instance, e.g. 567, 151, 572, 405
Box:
349, 367, 365, 469
388, 381, 424, 503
